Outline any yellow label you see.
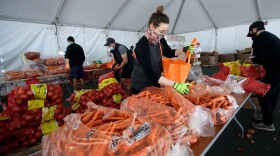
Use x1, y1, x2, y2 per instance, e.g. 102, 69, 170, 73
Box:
40, 119, 59, 135
96, 64, 101, 68
74, 89, 91, 102
72, 103, 80, 111
243, 63, 252, 67
42, 105, 57, 122
98, 78, 118, 90
112, 94, 122, 104
28, 100, 44, 110
31, 84, 47, 100
0, 117, 8, 120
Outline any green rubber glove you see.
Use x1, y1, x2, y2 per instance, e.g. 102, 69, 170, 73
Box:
183, 45, 194, 54
173, 82, 192, 94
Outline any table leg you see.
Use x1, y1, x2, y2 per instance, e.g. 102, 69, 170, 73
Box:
234, 116, 244, 139
249, 98, 257, 116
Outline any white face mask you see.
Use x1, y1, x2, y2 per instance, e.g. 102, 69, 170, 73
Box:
109, 47, 115, 51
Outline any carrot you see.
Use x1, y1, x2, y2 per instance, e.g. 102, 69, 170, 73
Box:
103, 117, 126, 121
88, 119, 103, 128
81, 112, 95, 124
115, 118, 132, 130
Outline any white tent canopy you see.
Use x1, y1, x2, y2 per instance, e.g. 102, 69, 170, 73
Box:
1, 0, 280, 71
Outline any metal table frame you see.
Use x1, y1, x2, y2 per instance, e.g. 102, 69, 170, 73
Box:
200, 92, 252, 156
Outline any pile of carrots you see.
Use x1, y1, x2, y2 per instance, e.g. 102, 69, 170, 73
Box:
134, 90, 181, 111
42, 108, 172, 156
122, 87, 199, 145
183, 94, 233, 110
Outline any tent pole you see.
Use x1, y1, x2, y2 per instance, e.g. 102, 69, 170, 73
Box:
54, 0, 65, 56
215, 29, 218, 51
105, 0, 130, 29
235, 25, 238, 51
198, 0, 217, 29
171, 0, 185, 34
82, 26, 88, 65
255, 0, 262, 20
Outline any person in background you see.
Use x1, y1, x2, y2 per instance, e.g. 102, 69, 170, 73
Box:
247, 21, 280, 131
65, 36, 85, 92
131, 5, 194, 95
130, 46, 134, 52
104, 38, 135, 90
194, 42, 202, 65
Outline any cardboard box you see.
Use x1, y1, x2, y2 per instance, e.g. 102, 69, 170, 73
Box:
236, 53, 251, 60
201, 55, 218, 65
219, 54, 236, 63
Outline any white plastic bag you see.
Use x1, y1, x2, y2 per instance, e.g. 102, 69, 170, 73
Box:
188, 106, 215, 137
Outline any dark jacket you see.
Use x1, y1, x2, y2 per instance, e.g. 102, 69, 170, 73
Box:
111, 43, 135, 71
251, 31, 280, 84
131, 36, 175, 90
65, 43, 85, 66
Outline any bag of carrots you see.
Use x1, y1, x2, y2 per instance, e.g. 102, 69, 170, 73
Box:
183, 84, 238, 125
42, 108, 173, 156
121, 87, 215, 145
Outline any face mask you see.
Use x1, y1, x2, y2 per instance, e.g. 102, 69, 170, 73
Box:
109, 47, 115, 52
251, 32, 257, 41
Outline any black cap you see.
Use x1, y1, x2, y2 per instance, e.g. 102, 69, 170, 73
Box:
247, 21, 265, 37
104, 37, 115, 46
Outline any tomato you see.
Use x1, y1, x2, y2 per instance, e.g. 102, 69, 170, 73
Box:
15, 99, 25, 105
30, 138, 37, 145
34, 115, 41, 122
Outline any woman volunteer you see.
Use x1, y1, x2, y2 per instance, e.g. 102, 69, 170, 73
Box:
131, 5, 194, 95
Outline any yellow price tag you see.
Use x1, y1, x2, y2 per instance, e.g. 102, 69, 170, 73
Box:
40, 119, 59, 135
28, 100, 44, 110
112, 94, 122, 104
96, 64, 101, 68
74, 89, 91, 102
42, 105, 57, 122
31, 84, 47, 99
0, 117, 8, 120
72, 103, 80, 111
98, 78, 118, 90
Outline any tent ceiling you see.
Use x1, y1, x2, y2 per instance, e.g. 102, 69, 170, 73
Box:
0, 0, 280, 34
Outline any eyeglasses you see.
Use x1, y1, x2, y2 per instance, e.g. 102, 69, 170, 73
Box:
158, 29, 168, 34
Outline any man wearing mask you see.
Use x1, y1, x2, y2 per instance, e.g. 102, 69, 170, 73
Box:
104, 38, 135, 90
247, 21, 280, 131
65, 36, 85, 92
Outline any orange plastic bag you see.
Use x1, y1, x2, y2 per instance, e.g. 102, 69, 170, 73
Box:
162, 53, 192, 82
162, 38, 198, 82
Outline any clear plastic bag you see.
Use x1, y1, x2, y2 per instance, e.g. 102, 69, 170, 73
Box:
22, 59, 47, 72
24, 52, 40, 60
187, 65, 203, 81
121, 87, 200, 145
3, 71, 26, 80
42, 108, 173, 156
188, 106, 215, 137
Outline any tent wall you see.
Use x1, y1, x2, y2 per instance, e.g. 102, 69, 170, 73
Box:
0, 20, 57, 72
0, 20, 140, 72
2, 19, 280, 72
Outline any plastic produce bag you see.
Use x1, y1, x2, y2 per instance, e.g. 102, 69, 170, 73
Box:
42, 108, 173, 156
121, 87, 207, 145
24, 52, 40, 60
183, 84, 239, 125
188, 106, 215, 137
186, 65, 203, 81
3, 71, 26, 80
